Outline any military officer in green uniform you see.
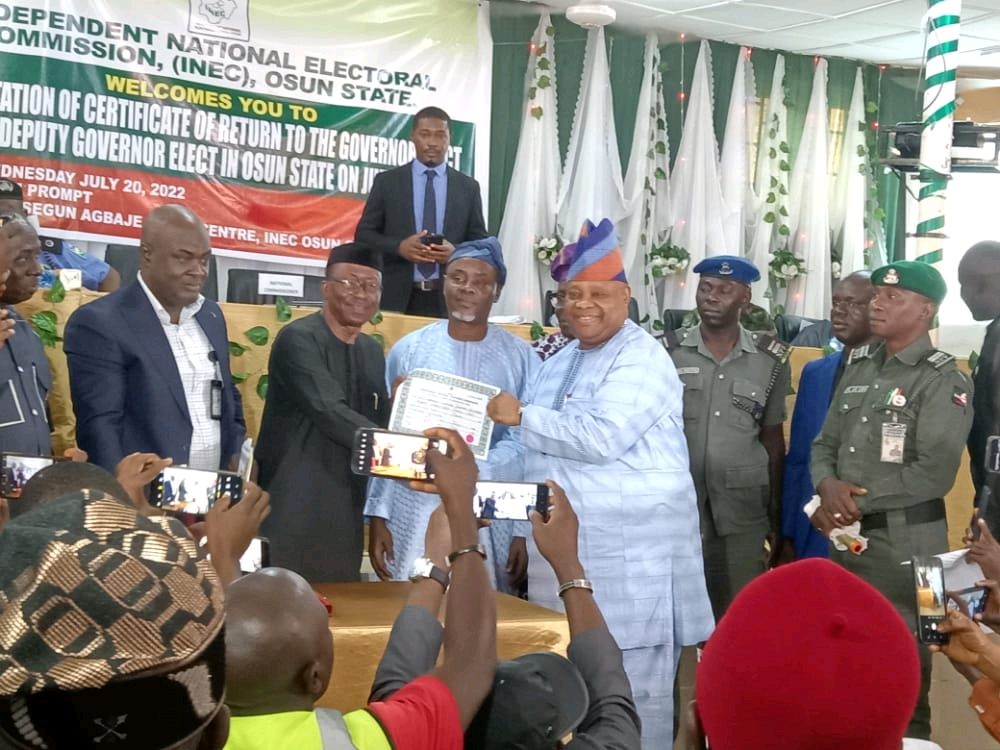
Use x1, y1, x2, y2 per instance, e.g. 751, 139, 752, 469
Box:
810, 260, 973, 739
666, 255, 791, 621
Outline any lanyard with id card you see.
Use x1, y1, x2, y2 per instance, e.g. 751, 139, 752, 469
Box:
208, 350, 223, 421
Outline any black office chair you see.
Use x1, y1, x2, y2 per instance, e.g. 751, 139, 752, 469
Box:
661, 308, 696, 332
226, 268, 324, 305
773, 313, 822, 344
104, 243, 219, 300
542, 290, 640, 325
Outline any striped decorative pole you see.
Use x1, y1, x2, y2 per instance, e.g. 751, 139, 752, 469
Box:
914, 0, 961, 283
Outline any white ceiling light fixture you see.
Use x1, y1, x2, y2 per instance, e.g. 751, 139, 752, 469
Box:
565, 3, 616, 28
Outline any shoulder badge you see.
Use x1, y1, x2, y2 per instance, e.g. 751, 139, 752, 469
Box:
925, 349, 955, 369
847, 344, 872, 365
756, 333, 790, 363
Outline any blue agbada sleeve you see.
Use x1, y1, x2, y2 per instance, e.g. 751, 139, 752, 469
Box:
781, 353, 840, 559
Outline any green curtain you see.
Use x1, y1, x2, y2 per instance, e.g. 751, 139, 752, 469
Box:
488, 7, 923, 259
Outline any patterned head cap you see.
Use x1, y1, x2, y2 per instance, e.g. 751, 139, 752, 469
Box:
0, 491, 225, 749
550, 219, 626, 284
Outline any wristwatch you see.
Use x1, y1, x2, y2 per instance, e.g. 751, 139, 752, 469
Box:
409, 557, 449, 590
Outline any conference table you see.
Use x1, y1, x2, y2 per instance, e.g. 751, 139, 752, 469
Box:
313, 582, 571, 712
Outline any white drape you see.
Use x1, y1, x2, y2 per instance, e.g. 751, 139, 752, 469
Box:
617, 33, 670, 325
663, 40, 726, 312
746, 55, 787, 311
494, 13, 562, 320
785, 59, 831, 318
556, 26, 627, 241
719, 47, 754, 258
830, 67, 868, 276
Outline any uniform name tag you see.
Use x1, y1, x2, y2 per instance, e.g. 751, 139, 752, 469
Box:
843, 385, 869, 394
676, 367, 699, 376
881, 422, 906, 463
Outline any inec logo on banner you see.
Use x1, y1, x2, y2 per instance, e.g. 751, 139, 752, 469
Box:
189, 0, 250, 41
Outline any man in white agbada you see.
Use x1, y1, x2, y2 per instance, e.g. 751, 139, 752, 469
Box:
365, 236, 538, 592
488, 219, 715, 748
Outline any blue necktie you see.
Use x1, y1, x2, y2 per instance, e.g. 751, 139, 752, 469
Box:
418, 169, 437, 280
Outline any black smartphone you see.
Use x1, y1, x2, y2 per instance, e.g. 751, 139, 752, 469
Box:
150, 466, 243, 515
421, 233, 444, 245
951, 585, 990, 618
475, 481, 549, 521
912, 556, 948, 644
239, 536, 271, 575
0, 452, 69, 498
352, 428, 444, 480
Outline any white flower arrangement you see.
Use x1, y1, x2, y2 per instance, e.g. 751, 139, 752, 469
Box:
831, 260, 842, 278
649, 242, 690, 278
533, 234, 563, 266
769, 248, 808, 287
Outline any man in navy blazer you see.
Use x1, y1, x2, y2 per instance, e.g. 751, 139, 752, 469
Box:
355, 106, 488, 317
64, 205, 245, 473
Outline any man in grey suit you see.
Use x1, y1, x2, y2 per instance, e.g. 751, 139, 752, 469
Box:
355, 106, 488, 317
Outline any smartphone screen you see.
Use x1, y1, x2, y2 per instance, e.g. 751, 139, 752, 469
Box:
239, 536, 270, 574
951, 585, 990, 618
913, 556, 948, 644
151, 466, 243, 515
352, 429, 444, 480
1, 453, 68, 498
475, 481, 549, 521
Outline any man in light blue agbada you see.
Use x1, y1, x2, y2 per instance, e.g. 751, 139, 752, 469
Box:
487, 218, 715, 749
364, 237, 538, 593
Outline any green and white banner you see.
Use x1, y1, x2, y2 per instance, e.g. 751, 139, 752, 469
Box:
0, 0, 492, 258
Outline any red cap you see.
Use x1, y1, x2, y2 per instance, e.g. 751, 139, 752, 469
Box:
696, 559, 920, 750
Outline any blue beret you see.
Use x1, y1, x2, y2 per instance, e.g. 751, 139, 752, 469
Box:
448, 236, 506, 287
693, 255, 760, 285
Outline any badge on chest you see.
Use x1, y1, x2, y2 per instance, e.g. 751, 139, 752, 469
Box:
881, 422, 906, 463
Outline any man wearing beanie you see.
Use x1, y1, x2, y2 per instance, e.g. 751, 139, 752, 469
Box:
365, 236, 538, 593
810, 259, 973, 737
690, 558, 942, 750
487, 218, 714, 748
0, 489, 230, 749
256, 242, 390, 582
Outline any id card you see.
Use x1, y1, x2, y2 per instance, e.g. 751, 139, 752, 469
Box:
881, 422, 907, 463
987, 435, 1000, 473
210, 380, 223, 420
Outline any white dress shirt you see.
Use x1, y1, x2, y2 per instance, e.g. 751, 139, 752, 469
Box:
137, 272, 221, 470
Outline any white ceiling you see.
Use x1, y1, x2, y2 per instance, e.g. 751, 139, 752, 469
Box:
539, 0, 1000, 73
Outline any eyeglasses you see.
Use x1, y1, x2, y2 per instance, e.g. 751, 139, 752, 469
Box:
328, 277, 381, 294
830, 298, 871, 313
443, 273, 496, 294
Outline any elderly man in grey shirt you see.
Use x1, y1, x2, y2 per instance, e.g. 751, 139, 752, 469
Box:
371, 481, 641, 749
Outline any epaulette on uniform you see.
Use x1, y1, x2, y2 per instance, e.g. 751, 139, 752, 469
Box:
925, 349, 956, 369
847, 344, 872, 365
755, 332, 791, 364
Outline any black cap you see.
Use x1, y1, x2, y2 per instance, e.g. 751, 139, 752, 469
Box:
326, 241, 382, 272
464, 652, 589, 749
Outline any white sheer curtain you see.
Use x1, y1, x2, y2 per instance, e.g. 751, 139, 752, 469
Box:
784, 59, 831, 318
719, 47, 754, 258
617, 33, 670, 325
829, 67, 868, 276
663, 40, 726, 312
556, 26, 627, 240
494, 13, 562, 320
746, 55, 787, 311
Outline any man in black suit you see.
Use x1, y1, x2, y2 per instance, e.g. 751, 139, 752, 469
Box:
355, 106, 488, 317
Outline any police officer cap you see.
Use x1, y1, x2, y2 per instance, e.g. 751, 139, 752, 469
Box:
871, 260, 946, 304
692, 255, 760, 285
0, 179, 22, 199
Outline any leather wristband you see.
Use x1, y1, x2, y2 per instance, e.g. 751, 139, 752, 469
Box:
447, 544, 487, 565
558, 578, 594, 597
